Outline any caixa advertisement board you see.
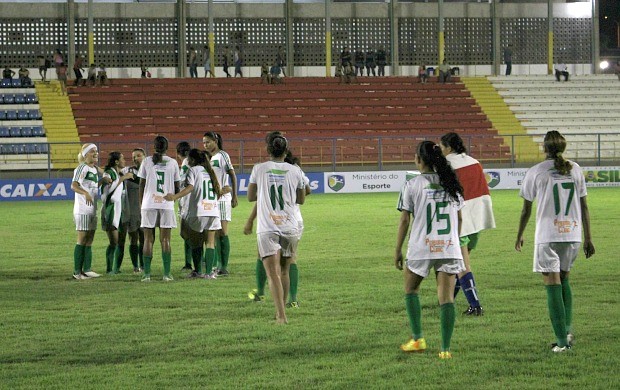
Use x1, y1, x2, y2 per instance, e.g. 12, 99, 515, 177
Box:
0, 179, 73, 201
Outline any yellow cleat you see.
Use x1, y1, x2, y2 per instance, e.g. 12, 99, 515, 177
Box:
400, 338, 427, 353
439, 351, 452, 359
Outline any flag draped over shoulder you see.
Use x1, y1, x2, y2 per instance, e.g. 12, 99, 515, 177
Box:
446, 153, 496, 236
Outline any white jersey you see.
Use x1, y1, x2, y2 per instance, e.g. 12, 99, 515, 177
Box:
72, 163, 99, 215
211, 150, 234, 202
179, 157, 190, 218
249, 161, 305, 235
184, 165, 220, 218
520, 159, 586, 244
293, 172, 310, 228
100, 168, 127, 229
137, 155, 181, 210
397, 173, 464, 261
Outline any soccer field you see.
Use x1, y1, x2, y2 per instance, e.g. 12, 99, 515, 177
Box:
0, 189, 619, 389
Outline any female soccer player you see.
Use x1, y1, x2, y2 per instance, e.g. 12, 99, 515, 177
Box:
71, 143, 102, 280
248, 134, 306, 324
118, 148, 146, 273
100, 152, 134, 274
515, 131, 595, 353
138, 136, 181, 282
164, 149, 222, 279
440, 132, 496, 316
203, 132, 238, 276
395, 141, 465, 359
176, 141, 193, 272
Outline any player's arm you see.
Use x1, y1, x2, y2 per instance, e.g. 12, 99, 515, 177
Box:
296, 187, 305, 205
244, 204, 257, 235
228, 168, 238, 208
457, 209, 462, 237
580, 196, 595, 258
515, 199, 532, 252
71, 181, 93, 206
247, 183, 257, 202
139, 178, 146, 208
164, 184, 193, 202
394, 210, 411, 271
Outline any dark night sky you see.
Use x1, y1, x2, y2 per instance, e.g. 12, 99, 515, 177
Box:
600, 0, 620, 51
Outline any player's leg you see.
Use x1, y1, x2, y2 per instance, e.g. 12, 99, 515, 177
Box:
128, 229, 140, 272
287, 258, 299, 307
537, 244, 568, 350
114, 223, 128, 273
160, 227, 173, 281
204, 229, 217, 279
105, 228, 119, 274
142, 227, 155, 281
263, 251, 286, 324
458, 235, 483, 315
400, 262, 426, 352
181, 219, 192, 271
437, 270, 457, 359
218, 201, 232, 276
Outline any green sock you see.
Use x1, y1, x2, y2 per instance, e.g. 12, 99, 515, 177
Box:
143, 255, 152, 276
289, 263, 299, 302
546, 284, 568, 347
213, 239, 221, 271
440, 303, 456, 352
114, 246, 124, 272
106, 245, 115, 273
162, 252, 172, 277
73, 244, 85, 274
83, 246, 93, 272
405, 293, 423, 340
192, 247, 203, 274
138, 243, 144, 268
184, 240, 192, 268
129, 244, 139, 268
561, 278, 573, 334
256, 258, 267, 296
205, 248, 215, 275
220, 235, 230, 270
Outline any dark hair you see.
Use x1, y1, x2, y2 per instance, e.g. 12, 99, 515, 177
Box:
187, 148, 221, 198
176, 141, 191, 158
215, 133, 223, 150
417, 141, 463, 202
544, 131, 572, 175
153, 135, 168, 164
267, 134, 288, 158
440, 132, 467, 154
265, 131, 283, 145
284, 150, 300, 166
132, 148, 145, 154
203, 131, 222, 151
104, 151, 122, 171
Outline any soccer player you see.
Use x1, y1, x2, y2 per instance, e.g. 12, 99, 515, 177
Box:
203, 132, 238, 276
395, 141, 465, 359
71, 143, 102, 280
440, 132, 496, 316
247, 134, 306, 324
176, 141, 193, 272
164, 149, 222, 279
100, 152, 134, 274
119, 148, 146, 273
515, 130, 595, 353
138, 136, 181, 282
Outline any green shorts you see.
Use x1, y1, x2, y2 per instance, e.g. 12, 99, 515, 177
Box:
459, 232, 480, 250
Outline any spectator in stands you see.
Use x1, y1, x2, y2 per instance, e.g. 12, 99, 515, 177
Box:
3, 66, 15, 82
140, 60, 149, 78
335, 63, 345, 84
203, 45, 214, 78
270, 62, 282, 84
504, 44, 513, 76
37, 55, 48, 82
261, 63, 270, 84
234, 45, 243, 78
554, 62, 569, 82
376, 46, 387, 76
73, 55, 84, 86
340, 47, 352, 68
615, 61, 620, 81
57, 62, 68, 95
418, 64, 428, 84
276, 46, 286, 77
354, 48, 365, 77
97, 64, 109, 86
18, 66, 32, 87
365, 47, 376, 77
223, 46, 231, 78
438, 59, 452, 83
188, 47, 198, 78
87, 63, 97, 86
53, 49, 64, 80
344, 63, 357, 84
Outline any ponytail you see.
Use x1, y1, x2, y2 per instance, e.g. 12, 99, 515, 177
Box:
544, 131, 572, 175
200, 151, 222, 198
153, 135, 168, 165
417, 141, 463, 202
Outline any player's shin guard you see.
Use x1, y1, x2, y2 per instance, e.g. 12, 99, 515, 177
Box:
205, 248, 215, 276
129, 244, 139, 269
440, 303, 455, 351
460, 272, 481, 308
106, 245, 115, 273
546, 284, 568, 347
162, 252, 172, 277
289, 263, 299, 302
220, 235, 230, 270
561, 278, 573, 334
183, 240, 192, 268
192, 247, 203, 274
405, 293, 423, 340
83, 246, 93, 271
113, 246, 124, 273
74, 244, 85, 274
256, 258, 267, 295
143, 256, 152, 276
213, 239, 221, 271
453, 276, 461, 298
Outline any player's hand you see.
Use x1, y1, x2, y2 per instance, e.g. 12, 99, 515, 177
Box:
583, 239, 595, 259
84, 193, 93, 206
163, 193, 175, 202
231, 196, 238, 208
515, 236, 524, 252
394, 252, 403, 270
243, 221, 253, 235
123, 172, 134, 181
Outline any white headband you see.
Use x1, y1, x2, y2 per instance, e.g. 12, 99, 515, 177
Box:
82, 144, 97, 157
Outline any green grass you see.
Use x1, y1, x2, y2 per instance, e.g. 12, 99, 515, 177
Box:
0, 189, 619, 389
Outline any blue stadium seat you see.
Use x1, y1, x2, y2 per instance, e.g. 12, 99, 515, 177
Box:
3, 94, 14, 104
14, 144, 26, 154
31, 126, 45, 137
21, 127, 33, 137
28, 110, 42, 120
24, 143, 37, 154
0, 144, 11, 154
26, 94, 38, 104
9, 127, 21, 137
37, 143, 49, 154
6, 110, 18, 120
0, 111, 6, 120
0, 126, 9, 137
14, 94, 26, 104
1, 79, 11, 88
17, 110, 29, 120
11, 79, 21, 87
